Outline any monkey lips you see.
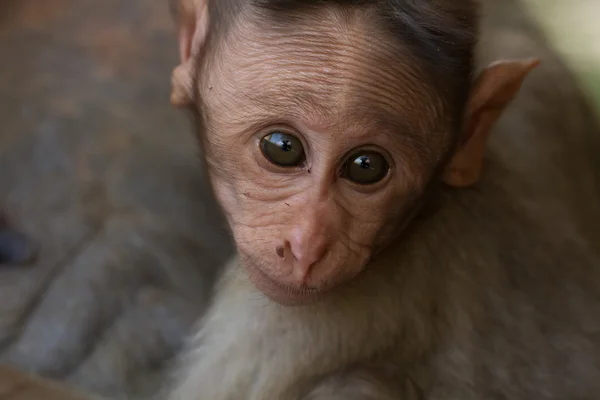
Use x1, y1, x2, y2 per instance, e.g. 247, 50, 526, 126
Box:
241, 253, 327, 306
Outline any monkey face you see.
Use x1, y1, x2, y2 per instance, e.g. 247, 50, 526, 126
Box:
194, 12, 451, 305
171, 0, 539, 307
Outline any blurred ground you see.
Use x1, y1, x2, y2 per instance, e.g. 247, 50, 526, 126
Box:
0, 1, 232, 397
523, 0, 600, 108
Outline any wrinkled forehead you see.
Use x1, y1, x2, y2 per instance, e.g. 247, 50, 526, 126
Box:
199, 6, 446, 135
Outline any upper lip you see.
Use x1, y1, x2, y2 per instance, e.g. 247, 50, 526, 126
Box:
243, 257, 324, 304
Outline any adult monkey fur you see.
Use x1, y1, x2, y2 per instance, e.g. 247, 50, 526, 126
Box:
165, 0, 600, 398
0, 0, 600, 399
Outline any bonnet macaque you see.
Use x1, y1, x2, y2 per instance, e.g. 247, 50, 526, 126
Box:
164, 0, 600, 399
2, 0, 599, 398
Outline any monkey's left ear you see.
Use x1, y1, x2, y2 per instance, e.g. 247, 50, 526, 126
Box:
170, 0, 210, 108
442, 58, 541, 188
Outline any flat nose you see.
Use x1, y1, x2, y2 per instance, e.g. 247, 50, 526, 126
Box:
281, 221, 330, 284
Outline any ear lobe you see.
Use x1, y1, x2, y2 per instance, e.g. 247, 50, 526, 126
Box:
170, 0, 209, 108
442, 58, 541, 188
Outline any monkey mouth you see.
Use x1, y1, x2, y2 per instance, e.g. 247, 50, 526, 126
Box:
242, 258, 324, 307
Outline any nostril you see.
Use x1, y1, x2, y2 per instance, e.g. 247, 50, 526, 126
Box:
275, 245, 285, 258
284, 240, 297, 261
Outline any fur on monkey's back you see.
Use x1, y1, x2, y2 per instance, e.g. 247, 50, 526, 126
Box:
423, 2, 600, 397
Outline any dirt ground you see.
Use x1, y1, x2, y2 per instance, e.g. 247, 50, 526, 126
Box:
523, 0, 600, 107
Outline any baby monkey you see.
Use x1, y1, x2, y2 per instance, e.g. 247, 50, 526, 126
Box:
167, 0, 600, 398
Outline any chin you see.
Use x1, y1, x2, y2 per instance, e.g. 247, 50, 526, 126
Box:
243, 260, 325, 307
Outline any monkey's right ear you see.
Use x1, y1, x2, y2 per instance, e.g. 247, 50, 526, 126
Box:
442, 58, 541, 188
170, 0, 210, 108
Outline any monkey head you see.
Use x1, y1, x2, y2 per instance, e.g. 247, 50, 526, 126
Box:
170, 0, 539, 305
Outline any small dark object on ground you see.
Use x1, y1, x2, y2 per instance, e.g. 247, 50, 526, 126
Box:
0, 214, 37, 266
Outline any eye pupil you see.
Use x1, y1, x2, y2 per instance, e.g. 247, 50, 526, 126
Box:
280, 139, 292, 152
260, 132, 305, 167
356, 156, 370, 169
343, 150, 389, 185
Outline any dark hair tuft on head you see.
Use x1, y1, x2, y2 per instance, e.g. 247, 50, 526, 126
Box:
252, 0, 478, 73
250, 0, 479, 120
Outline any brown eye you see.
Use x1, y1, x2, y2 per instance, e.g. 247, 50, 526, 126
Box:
342, 151, 389, 185
260, 132, 305, 167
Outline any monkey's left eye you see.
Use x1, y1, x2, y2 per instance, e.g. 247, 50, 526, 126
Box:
260, 132, 306, 167
342, 151, 389, 185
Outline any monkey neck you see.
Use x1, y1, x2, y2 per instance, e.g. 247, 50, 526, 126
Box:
171, 216, 477, 399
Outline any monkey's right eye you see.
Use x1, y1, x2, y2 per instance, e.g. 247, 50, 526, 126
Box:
259, 132, 306, 167
341, 150, 389, 185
